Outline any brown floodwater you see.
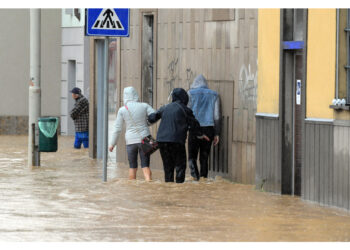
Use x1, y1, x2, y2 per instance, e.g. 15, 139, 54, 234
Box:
1, 135, 350, 242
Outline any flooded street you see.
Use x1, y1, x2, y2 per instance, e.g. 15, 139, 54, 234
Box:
1, 136, 350, 241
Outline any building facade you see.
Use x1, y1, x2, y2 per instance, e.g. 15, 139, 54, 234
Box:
256, 9, 350, 211
61, 9, 90, 136
88, 9, 258, 183
0, 9, 61, 135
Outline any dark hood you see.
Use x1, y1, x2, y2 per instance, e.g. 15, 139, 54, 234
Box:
171, 88, 189, 105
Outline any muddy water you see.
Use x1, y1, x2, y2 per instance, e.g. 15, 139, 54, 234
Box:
1, 136, 350, 241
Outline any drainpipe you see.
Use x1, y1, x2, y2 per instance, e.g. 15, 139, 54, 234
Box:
336, 9, 339, 99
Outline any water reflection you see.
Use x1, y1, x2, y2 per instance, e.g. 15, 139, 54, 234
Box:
1, 135, 350, 241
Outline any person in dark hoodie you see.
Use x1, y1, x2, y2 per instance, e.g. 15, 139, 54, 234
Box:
187, 74, 221, 180
148, 88, 209, 183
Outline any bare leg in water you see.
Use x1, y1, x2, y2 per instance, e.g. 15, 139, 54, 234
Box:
142, 167, 152, 181
129, 168, 137, 180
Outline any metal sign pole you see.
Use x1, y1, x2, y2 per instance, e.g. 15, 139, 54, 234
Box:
28, 9, 41, 168
102, 37, 109, 182
85, 9, 129, 182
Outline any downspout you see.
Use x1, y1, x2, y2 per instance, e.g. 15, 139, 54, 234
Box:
336, 9, 339, 99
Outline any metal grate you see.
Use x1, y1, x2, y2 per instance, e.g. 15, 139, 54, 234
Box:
209, 115, 229, 176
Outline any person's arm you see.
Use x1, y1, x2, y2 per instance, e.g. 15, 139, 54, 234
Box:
145, 104, 156, 126
70, 98, 88, 120
187, 91, 192, 108
145, 103, 156, 116
108, 108, 124, 152
213, 95, 221, 146
148, 105, 165, 124
186, 107, 210, 141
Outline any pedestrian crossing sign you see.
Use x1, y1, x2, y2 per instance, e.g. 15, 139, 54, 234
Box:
86, 8, 129, 37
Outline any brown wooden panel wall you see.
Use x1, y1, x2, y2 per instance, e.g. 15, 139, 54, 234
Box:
303, 120, 334, 207
231, 9, 258, 184
331, 122, 349, 210
115, 9, 258, 182
255, 115, 280, 193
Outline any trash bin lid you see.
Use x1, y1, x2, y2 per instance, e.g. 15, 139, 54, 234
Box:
38, 117, 59, 138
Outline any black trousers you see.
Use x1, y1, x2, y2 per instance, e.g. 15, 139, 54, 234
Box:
188, 126, 215, 179
159, 142, 187, 183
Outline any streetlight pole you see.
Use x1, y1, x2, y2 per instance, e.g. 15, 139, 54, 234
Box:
28, 9, 41, 168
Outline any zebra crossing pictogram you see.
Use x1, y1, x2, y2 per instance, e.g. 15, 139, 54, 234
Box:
92, 9, 124, 30
86, 8, 130, 37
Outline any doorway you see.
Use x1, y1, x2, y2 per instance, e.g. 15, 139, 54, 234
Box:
67, 60, 76, 136
141, 14, 154, 106
280, 9, 307, 196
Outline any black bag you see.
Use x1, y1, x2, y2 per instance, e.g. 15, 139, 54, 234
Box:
141, 135, 159, 155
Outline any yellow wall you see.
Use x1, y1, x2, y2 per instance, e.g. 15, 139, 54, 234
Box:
306, 9, 336, 119
257, 9, 280, 114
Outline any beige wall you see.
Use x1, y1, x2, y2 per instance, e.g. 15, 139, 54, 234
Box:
306, 9, 336, 119
113, 9, 258, 184
0, 9, 61, 116
256, 9, 280, 115
0, 9, 29, 116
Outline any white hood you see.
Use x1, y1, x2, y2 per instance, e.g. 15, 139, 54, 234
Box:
123, 86, 139, 105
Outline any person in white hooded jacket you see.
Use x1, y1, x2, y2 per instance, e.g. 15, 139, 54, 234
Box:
109, 86, 155, 181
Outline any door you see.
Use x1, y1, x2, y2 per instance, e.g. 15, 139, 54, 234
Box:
280, 9, 307, 195
208, 80, 234, 179
141, 14, 154, 106
293, 53, 303, 196
67, 60, 76, 136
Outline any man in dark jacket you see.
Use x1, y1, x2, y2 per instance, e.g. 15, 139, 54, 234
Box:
70, 87, 89, 149
148, 88, 209, 183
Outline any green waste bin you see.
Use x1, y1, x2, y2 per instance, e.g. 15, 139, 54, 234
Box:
38, 117, 58, 152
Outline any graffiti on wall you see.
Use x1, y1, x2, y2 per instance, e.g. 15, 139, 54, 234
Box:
186, 67, 196, 89
165, 58, 198, 101
166, 58, 179, 95
238, 60, 258, 104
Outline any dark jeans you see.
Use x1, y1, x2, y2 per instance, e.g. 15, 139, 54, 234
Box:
188, 126, 215, 179
158, 142, 187, 183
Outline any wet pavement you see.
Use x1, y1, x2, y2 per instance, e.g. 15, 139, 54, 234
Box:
1, 135, 350, 241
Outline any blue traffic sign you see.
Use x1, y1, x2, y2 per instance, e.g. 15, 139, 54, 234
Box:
86, 8, 129, 37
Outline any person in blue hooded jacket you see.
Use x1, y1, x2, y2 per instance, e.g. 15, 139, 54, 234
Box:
187, 74, 221, 180
148, 88, 209, 183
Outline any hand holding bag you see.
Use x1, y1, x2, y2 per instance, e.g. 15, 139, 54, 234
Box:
141, 135, 159, 155
125, 105, 159, 155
